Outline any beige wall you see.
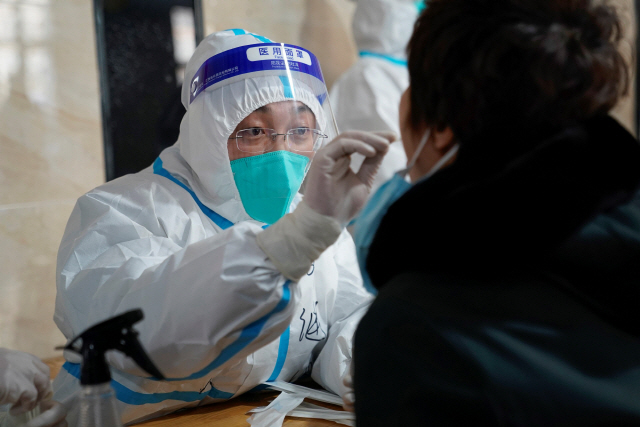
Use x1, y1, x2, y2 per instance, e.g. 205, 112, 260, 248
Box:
0, 0, 104, 358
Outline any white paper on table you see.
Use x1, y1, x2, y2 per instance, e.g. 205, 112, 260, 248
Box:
247, 390, 308, 426
263, 380, 344, 406
286, 401, 355, 426
248, 383, 355, 426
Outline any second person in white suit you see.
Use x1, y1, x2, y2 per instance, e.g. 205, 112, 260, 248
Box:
331, 0, 423, 194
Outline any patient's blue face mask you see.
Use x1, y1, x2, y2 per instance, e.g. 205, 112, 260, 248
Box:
230, 150, 309, 224
353, 130, 459, 294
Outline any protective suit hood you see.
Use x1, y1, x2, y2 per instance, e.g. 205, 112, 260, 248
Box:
160, 29, 332, 224
352, 0, 421, 59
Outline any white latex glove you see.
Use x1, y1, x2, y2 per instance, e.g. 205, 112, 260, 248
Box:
304, 131, 395, 226
341, 360, 354, 413
25, 400, 68, 427
257, 131, 395, 282
0, 349, 51, 416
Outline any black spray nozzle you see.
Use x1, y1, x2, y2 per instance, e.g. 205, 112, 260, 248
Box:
64, 309, 165, 385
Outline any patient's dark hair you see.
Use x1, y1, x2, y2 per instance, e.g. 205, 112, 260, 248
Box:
406, 0, 629, 145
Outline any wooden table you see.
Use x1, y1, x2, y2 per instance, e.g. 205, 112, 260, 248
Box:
43, 357, 346, 426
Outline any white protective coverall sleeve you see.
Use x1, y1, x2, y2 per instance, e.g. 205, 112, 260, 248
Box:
55, 177, 297, 380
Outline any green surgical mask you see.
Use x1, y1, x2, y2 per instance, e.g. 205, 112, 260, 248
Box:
230, 150, 310, 224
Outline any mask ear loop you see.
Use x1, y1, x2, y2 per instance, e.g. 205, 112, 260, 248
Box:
399, 128, 431, 177
401, 128, 460, 183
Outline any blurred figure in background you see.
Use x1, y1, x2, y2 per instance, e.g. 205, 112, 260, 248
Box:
331, 0, 424, 194
352, 0, 640, 425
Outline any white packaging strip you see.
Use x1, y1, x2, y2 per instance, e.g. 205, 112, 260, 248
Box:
263, 380, 344, 406
248, 395, 356, 426
288, 401, 355, 423
247, 390, 308, 426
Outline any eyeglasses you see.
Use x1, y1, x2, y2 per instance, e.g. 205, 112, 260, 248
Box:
229, 127, 328, 153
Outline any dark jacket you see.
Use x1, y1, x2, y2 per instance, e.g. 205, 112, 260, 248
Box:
354, 116, 640, 426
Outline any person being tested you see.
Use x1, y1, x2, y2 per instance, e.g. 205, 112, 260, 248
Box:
52, 29, 393, 424
352, 0, 640, 425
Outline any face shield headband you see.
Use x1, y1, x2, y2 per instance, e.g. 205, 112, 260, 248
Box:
189, 43, 330, 109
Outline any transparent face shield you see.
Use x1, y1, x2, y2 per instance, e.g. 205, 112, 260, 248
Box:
228, 100, 328, 164
189, 42, 339, 171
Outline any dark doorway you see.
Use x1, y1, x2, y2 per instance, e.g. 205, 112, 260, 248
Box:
94, 0, 203, 181
636, 0, 640, 138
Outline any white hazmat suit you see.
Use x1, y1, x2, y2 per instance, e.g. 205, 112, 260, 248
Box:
331, 0, 422, 193
52, 29, 376, 424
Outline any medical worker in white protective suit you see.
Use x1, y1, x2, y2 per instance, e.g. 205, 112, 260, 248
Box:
331, 0, 423, 194
52, 29, 394, 424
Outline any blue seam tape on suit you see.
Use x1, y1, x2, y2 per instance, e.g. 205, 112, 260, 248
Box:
166, 281, 291, 381
251, 34, 273, 43
267, 326, 290, 382
359, 51, 407, 67
153, 158, 234, 230
279, 75, 294, 99
228, 28, 272, 43
62, 362, 234, 404
249, 325, 290, 393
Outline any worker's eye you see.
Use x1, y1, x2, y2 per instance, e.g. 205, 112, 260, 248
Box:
289, 127, 311, 136
247, 128, 266, 137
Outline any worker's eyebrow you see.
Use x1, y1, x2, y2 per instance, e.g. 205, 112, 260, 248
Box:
296, 104, 313, 114
253, 103, 311, 115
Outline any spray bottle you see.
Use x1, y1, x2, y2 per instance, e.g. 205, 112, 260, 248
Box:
64, 309, 164, 427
